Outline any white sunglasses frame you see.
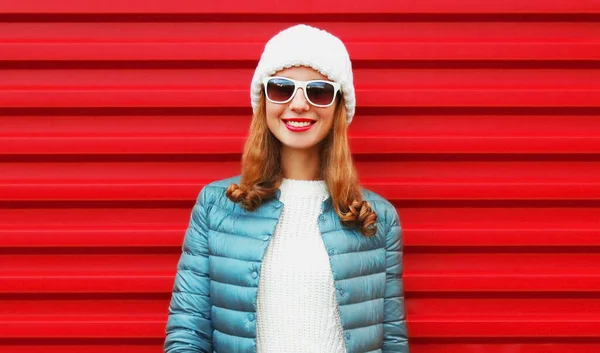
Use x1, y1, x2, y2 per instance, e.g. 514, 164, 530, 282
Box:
262, 76, 341, 107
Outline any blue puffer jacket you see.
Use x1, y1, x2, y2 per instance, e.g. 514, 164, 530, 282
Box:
164, 175, 409, 353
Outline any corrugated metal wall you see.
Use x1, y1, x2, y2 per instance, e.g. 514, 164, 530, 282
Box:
1, 1, 599, 352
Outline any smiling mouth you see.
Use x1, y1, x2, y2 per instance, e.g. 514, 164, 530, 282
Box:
281, 118, 317, 132
281, 118, 317, 128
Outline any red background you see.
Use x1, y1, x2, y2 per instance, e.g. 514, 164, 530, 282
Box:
1, 1, 600, 352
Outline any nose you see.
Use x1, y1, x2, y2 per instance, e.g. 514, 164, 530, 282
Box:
289, 88, 310, 112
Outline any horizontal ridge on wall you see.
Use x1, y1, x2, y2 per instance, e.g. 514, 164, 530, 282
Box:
1, 22, 599, 61
1, 161, 600, 200
2, 114, 600, 155
0, 0, 599, 14
2, 68, 600, 108
2, 207, 599, 247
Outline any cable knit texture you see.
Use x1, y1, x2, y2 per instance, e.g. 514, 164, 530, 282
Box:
256, 178, 346, 353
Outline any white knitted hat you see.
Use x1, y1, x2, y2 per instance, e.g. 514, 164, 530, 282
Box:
250, 24, 356, 124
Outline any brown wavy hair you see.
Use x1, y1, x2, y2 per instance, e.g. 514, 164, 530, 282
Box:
226, 91, 378, 236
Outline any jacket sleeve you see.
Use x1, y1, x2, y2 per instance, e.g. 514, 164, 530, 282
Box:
382, 205, 410, 352
164, 186, 213, 353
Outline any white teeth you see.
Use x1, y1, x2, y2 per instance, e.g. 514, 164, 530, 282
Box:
286, 121, 312, 127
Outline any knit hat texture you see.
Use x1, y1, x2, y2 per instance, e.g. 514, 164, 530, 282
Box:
250, 24, 356, 124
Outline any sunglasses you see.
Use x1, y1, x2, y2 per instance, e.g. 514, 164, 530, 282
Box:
262, 76, 341, 107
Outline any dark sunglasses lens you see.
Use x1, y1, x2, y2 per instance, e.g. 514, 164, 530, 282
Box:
266, 78, 295, 102
306, 82, 335, 106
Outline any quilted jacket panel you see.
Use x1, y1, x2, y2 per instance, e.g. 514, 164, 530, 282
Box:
164, 175, 409, 353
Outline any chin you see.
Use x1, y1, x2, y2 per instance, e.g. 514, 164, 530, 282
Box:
281, 141, 316, 150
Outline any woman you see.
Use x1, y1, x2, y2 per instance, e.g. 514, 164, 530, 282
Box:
164, 24, 409, 353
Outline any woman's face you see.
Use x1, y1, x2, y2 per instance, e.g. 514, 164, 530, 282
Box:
265, 66, 338, 151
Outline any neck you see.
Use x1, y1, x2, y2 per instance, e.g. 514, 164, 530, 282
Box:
280, 145, 322, 180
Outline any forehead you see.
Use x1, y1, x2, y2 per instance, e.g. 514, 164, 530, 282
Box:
272, 66, 330, 81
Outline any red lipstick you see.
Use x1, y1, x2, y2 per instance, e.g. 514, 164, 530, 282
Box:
281, 118, 316, 133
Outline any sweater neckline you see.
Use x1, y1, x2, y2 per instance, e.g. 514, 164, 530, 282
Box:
279, 177, 329, 198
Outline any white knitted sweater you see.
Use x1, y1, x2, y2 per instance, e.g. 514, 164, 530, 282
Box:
256, 178, 346, 353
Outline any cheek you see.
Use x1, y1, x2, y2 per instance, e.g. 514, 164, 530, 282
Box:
265, 102, 285, 133
266, 101, 283, 117
319, 108, 336, 130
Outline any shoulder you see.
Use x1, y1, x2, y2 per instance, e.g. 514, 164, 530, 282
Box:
204, 174, 241, 192
361, 187, 403, 251
360, 186, 401, 233
195, 174, 241, 208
